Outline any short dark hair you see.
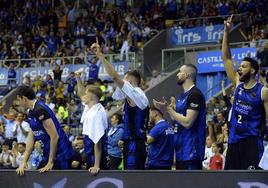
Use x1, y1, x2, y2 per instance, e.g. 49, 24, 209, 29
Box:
2, 140, 10, 148
214, 142, 224, 154
126, 70, 141, 86
243, 57, 259, 75
113, 113, 122, 124
17, 142, 26, 147
184, 64, 197, 83
150, 107, 164, 117
16, 85, 36, 100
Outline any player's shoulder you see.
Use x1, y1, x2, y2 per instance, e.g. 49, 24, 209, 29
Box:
190, 86, 205, 99
261, 87, 268, 101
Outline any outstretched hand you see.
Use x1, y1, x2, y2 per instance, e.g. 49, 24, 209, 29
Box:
224, 14, 233, 31
90, 37, 102, 57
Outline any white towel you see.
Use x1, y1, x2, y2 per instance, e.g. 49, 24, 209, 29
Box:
80, 103, 108, 144
259, 144, 268, 169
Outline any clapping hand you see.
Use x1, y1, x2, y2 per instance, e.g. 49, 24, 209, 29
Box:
153, 97, 169, 112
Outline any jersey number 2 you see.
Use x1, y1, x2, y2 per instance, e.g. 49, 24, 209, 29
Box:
237, 115, 242, 124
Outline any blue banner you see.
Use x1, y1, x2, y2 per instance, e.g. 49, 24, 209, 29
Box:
196, 47, 257, 74
170, 24, 224, 45
0, 62, 129, 85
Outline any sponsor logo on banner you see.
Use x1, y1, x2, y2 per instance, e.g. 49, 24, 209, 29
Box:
196, 47, 257, 74
171, 24, 224, 45
0, 62, 129, 85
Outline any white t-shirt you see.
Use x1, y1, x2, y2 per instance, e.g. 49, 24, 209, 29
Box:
12, 121, 30, 143
112, 80, 149, 110
5, 120, 16, 139
80, 103, 108, 144
202, 146, 214, 169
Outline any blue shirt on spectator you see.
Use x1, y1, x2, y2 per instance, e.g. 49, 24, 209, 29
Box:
87, 61, 99, 82
45, 35, 58, 55
217, 3, 229, 15
66, 77, 77, 93
107, 124, 124, 158
147, 120, 174, 167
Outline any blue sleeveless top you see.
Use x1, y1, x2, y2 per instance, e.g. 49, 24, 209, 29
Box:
28, 100, 74, 161
123, 100, 149, 141
229, 82, 266, 144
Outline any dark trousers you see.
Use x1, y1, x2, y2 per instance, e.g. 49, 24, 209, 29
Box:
123, 139, 146, 169
225, 136, 260, 170
108, 155, 122, 170
176, 160, 202, 170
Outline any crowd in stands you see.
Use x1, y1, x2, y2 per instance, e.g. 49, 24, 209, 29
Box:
0, 0, 268, 172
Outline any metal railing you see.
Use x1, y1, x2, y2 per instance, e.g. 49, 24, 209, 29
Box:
0, 52, 137, 69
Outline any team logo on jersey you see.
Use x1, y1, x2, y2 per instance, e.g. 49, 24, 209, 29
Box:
251, 92, 257, 97
38, 115, 44, 121
238, 88, 243, 95
190, 103, 198, 108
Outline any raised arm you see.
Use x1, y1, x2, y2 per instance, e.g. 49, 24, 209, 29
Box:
222, 15, 239, 86
75, 72, 86, 98
91, 41, 124, 88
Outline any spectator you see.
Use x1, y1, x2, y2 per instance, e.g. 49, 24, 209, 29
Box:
148, 69, 162, 88
209, 142, 225, 170
72, 136, 86, 170
66, 99, 80, 126
31, 141, 43, 170
66, 72, 77, 101
53, 64, 63, 84
11, 142, 31, 169
12, 112, 30, 144
203, 136, 214, 170
63, 125, 75, 143
0, 140, 13, 169
0, 120, 5, 145
55, 81, 66, 105
3, 61, 21, 90
257, 43, 268, 68
45, 95, 56, 111
87, 56, 100, 84
119, 22, 131, 61
107, 113, 124, 170
4, 112, 17, 145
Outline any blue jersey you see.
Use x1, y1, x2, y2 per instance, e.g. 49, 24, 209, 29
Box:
28, 100, 73, 162
229, 83, 266, 144
147, 120, 174, 167
175, 86, 206, 161
88, 62, 99, 81
123, 100, 149, 141
67, 77, 77, 93
8, 68, 16, 79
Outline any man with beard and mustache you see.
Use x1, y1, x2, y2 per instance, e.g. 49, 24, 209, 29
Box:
222, 15, 268, 170
153, 64, 206, 170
